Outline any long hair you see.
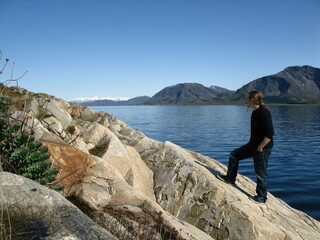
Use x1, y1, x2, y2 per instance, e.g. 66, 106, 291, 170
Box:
249, 91, 269, 110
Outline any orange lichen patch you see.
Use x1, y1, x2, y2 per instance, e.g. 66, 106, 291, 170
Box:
42, 138, 96, 195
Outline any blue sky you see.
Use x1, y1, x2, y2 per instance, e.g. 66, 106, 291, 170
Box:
0, 0, 319, 100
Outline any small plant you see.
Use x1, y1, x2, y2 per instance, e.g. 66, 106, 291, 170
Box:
0, 94, 62, 191
0, 95, 20, 166
8, 133, 63, 191
66, 125, 76, 135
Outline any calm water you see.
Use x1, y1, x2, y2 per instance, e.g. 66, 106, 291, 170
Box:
91, 105, 320, 220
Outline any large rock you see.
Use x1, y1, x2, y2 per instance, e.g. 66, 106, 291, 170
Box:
10, 111, 52, 140
23, 97, 74, 140
42, 116, 69, 140
41, 135, 96, 196
72, 152, 214, 240
25, 97, 42, 116
135, 138, 320, 240
50, 97, 71, 112
44, 101, 72, 129
0, 172, 117, 240
79, 122, 155, 201
40, 132, 214, 240
79, 106, 96, 121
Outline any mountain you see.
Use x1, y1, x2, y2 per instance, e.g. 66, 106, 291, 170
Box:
72, 65, 320, 106
74, 96, 151, 106
72, 97, 130, 103
145, 83, 234, 105
228, 65, 320, 104
126, 96, 151, 105
209, 85, 235, 97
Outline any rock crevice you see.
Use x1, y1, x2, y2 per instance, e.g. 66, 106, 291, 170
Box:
1, 87, 319, 239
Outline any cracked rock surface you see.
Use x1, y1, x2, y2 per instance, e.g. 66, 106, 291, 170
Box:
2, 86, 320, 240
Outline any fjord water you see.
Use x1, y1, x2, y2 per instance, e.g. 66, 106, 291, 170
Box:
91, 105, 320, 220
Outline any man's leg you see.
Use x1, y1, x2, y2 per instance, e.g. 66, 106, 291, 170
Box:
253, 148, 271, 201
226, 143, 253, 183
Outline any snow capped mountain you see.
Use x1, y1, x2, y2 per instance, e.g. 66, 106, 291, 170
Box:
70, 97, 130, 103
69, 96, 151, 106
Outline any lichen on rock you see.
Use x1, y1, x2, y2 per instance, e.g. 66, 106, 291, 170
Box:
1, 85, 320, 240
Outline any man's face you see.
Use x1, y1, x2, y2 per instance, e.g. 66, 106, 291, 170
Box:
247, 97, 254, 108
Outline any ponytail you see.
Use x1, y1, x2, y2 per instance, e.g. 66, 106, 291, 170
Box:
260, 101, 269, 110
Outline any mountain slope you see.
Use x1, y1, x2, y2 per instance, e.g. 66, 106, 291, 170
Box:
145, 83, 233, 105
209, 85, 235, 97
71, 65, 320, 105
76, 96, 151, 106
229, 65, 320, 104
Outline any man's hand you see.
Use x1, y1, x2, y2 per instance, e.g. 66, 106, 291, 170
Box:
257, 146, 264, 152
257, 137, 271, 152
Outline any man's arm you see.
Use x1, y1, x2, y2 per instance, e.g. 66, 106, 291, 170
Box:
257, 137, 271, 152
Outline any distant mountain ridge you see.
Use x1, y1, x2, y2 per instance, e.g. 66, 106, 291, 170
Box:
227, 65, 320, 104
76, 96, 151, 106
72, 97, 130, 103
145, 83, 234, 105
146, 65, 320, 105
209, 85, 236, 97
74, 65, 320, 106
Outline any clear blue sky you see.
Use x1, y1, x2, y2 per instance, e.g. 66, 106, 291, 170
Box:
1, 0, 319, 100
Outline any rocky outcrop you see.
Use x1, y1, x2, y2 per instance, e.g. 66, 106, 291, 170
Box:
2, 86, 320, 240
134, 139, 320, 239
7, 91, 211, 240
41, 121, 212, 240
0, 172, 117, 240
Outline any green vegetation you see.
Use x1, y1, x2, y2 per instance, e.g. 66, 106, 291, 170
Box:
0, 94, 62, 191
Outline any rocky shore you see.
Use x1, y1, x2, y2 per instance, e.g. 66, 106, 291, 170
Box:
1, 86, 320, 239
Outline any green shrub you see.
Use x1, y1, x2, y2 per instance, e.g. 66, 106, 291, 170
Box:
0, 95, 20, 158
0, 94, 62, 191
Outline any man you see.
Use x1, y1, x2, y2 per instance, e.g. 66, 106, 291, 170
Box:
217, 91, 274, 203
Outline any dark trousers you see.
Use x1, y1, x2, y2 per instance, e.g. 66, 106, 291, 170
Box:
227, 143, 272, 199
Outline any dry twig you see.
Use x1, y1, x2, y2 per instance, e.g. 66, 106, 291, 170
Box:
0, 50, 28, 93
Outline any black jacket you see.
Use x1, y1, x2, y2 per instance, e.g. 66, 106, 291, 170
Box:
250, 107, 274, 149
